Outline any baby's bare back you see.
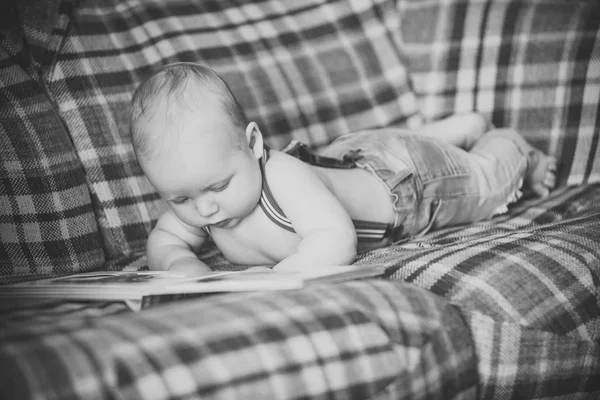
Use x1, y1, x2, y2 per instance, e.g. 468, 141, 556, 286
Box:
309, 165, 396, 225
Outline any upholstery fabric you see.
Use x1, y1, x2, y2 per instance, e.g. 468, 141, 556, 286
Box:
0, 281, 478, 400
359, 184, 600, 340
399, 0, 600, 186
1, 0, 600, 398
0, 1, 105, 282
358, 184, 600, 397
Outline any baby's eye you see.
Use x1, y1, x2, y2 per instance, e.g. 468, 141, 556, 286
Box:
211, 180, 230, 192
170, 197, 190, 205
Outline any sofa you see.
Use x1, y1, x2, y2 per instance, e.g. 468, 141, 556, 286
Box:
1, 0, 599, 398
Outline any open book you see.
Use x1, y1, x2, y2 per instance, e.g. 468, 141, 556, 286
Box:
0, 266, 386, 311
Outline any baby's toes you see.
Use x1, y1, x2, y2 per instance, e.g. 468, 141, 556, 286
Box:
546, 158, 557, 187
544, 172, 556, 189
535, 184, 550, 198
548, 157, 558, 172
525, 151, 557, 197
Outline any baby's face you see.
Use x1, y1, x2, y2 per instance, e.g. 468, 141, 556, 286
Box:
141, 123, 262, 230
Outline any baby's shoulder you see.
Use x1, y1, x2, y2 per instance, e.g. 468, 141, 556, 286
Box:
265, 148, 300, 165
264, 149, 318, 184
263, 149, 329, 210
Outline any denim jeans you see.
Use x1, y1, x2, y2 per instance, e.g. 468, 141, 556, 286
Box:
319, 128, 528, 240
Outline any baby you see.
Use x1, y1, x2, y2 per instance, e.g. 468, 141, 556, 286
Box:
130, 62, 556, 275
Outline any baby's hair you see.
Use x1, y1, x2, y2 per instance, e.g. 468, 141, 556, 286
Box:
130, 62, 248, 159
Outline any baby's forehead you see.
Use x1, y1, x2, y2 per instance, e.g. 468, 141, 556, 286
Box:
148, 125, 239, 162
147, 98, 237, 139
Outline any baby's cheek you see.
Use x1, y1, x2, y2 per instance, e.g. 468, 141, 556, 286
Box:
172, 207, 203, 227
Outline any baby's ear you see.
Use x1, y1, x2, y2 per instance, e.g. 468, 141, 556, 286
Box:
245, 121, 264, 159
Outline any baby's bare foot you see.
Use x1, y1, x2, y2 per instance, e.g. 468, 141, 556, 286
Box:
524, 149, 557, 198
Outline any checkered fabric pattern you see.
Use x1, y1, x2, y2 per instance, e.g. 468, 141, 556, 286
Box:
354, 183, 600, 398
2, 182, 600, 399
0, 0, 420, 282
2, 0, 600, 398
0, 1, 105, 281
399, 0, 600, 186
0, 280, 478, 400
360, 184, 600, 339
1, 192, 599, 400
466, 311, 600, 399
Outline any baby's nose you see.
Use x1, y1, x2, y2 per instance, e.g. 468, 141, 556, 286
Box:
196, 199, 218, 217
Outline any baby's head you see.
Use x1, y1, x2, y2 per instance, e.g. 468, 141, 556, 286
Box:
130, 62, 248, 160
130, 63, 265, 228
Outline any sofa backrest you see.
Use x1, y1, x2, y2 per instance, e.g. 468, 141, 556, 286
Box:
0, 0, 419, 282
0, 1, 107, 281
399, 0, 600, 186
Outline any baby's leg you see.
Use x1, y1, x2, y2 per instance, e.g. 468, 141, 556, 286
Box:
404, 129, 556, 233
470, 129, 557, 198
412, 113, 489, 150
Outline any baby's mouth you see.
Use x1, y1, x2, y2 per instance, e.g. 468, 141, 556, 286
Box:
211, 218, 231, 229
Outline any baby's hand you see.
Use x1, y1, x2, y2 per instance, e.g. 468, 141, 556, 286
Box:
168, 258, 213, 276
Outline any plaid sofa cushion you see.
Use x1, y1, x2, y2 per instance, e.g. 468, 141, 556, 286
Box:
358, 184, 600, 340
0, 1, 105, 284
357, 183, 600, 397
399, 0, 600, 186
0, 281, 478, 399
1, 0, 420, 277
466, 309, 600, 398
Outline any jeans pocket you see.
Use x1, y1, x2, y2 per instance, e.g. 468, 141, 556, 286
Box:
415, 198, 443, 237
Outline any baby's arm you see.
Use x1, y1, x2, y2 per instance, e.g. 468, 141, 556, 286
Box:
146, 210, 212, 275
412, 112, 490, 150
265, 153, 357, 271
